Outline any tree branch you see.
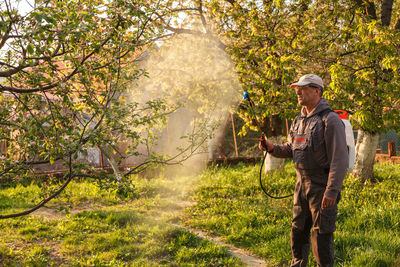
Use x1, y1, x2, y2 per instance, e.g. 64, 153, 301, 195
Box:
0, 11, 14, 50
0, 21, 121, 93
225, 0, 236, 6
396, 16, 400, 30
9, 91, 48, 138
0, 120, 27, 130
198, 0, 208, 33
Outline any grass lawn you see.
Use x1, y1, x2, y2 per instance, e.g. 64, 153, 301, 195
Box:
0, 162, 399, 266
184, 162, 400, 266
0, 173, 242, 266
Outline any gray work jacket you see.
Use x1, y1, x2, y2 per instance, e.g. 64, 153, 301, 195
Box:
270, 98, 349, 199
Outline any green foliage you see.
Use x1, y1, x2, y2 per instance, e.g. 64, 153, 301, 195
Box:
0, 0, 166, 169
163, 0, 400, 137
325, 13, 400, 133
286, 0, 400, 134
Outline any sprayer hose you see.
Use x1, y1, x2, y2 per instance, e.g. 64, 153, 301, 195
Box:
259, 152, 292, 199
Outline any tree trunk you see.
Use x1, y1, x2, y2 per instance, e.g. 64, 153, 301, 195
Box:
208, 113, 231, 160
100, 146, 122, 182
264, 135, 285, 172
381, 0, 394, 26
352, 129, 379, 182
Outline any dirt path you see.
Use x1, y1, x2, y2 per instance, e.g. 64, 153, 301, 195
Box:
170, 201, 272, 266
182, 226, 271, 267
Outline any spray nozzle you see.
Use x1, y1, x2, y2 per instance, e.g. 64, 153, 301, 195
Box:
243, 91, 249, 100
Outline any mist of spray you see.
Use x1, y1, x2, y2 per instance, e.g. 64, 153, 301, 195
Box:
129, 33, 242, 176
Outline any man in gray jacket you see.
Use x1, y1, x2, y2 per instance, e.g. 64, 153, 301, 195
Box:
259, 74, 348, 267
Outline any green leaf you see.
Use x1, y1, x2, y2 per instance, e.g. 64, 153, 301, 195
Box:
34, 13, 43, 22
27, 44, 34, 55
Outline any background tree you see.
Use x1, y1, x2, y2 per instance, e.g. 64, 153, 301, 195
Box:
134, 0, 245, 161
298, 0, 400, 181
196, 0, 315, 170
203, 0, 400, 180
146, 0, 306, 170
0, 0, 204, 218
157, 0, 400, 180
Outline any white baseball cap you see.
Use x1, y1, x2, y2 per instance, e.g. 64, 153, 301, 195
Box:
290, 74, 324, 89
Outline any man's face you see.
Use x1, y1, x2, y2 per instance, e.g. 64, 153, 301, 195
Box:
294, 85, 320, 106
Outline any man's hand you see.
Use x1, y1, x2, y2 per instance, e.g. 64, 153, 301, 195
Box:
321, 195, 336, 209
259, 139, 274, 152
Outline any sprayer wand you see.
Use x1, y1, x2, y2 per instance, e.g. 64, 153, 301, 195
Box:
242, 91, 292, 200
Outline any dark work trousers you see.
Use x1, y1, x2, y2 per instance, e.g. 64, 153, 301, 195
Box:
290, 177, 339, 267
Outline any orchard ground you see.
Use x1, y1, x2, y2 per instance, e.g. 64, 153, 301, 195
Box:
0, 162, 399, 266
